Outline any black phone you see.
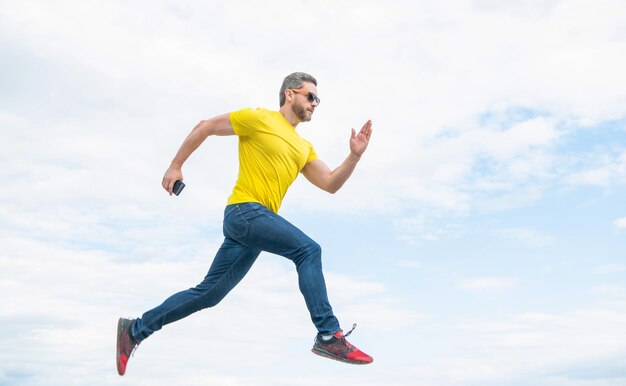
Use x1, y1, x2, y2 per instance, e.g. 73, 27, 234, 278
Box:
173, 180, 185, 196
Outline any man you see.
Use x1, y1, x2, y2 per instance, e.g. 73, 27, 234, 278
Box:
116, 72, 374, 375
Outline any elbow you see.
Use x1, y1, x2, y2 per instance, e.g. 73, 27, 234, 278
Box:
197, 119, 216, 136
325, 184, 340, 194
323, 178, 347, 194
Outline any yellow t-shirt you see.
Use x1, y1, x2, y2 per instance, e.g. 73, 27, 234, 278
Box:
227, 108, 318, 213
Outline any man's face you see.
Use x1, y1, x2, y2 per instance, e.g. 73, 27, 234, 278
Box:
290, 81, 319, 123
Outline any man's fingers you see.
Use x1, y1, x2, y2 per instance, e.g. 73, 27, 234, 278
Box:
164, 179, 171, 195
364, 120, 372, 139
162, 166, 183, 196
360, 120, 372, 137
162, 177, 174, 195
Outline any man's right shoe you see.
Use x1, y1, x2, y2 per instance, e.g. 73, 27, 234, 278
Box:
116, 318, 139, 376
311, 324, 373, 365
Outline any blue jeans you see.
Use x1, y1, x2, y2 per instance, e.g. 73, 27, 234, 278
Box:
132, 202, 341, 342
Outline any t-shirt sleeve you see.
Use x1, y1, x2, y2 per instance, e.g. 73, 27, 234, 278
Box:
306, 141, 318, 164
229, 108, 258, 137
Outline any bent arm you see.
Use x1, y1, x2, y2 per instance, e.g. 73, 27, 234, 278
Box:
162, 113, 234, 194
301, 155, 362, 194
301, 119, 372, 194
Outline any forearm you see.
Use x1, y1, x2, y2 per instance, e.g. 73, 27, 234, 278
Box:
170, 120, 211, 168
324, 120, 372, 193
301, 121, 372, 194
326, 152, 361, 193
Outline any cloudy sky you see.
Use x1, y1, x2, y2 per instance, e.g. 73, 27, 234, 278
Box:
2, 0, 626, 385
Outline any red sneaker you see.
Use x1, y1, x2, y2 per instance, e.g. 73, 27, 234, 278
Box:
116, 318, 139, 375
311, 324, 373, 365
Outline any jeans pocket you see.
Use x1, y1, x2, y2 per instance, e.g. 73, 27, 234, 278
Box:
223, 204, 250, 240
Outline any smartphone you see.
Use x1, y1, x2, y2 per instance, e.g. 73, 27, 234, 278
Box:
173, 180, 185, 196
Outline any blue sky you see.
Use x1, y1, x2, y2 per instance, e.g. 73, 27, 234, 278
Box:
2, 0, 626, 385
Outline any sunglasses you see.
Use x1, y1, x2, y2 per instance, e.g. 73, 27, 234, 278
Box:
290, 88, 320, 105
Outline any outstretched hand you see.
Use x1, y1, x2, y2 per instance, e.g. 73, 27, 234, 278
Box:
350, 120, 373, 157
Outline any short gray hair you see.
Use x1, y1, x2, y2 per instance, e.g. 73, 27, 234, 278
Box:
279, 72, 317, 107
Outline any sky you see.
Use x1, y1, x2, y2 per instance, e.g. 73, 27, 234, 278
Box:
1, 0, 626, 385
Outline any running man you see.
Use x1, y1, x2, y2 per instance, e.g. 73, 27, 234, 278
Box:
116, 72, 374, 375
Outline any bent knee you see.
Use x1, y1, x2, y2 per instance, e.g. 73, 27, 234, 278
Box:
308, 240, 322, 256
301, 239, 321, 260
294, 240, 322, 267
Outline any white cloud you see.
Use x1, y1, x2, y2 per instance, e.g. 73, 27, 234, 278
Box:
397, 259, 421, 269
458, 277, 518, 292
480, 117, 560, 160
613, 217, 626, 229
567, 151, 626, 188
595, 263, 626, 274
592, 284, 626, 297
494, 227, 555, 247
393, 215, 468, 245
411, 305, 626, 385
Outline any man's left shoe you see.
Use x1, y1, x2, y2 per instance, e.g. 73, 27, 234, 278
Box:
116, 318, 139, 376
311, 324, 373, 365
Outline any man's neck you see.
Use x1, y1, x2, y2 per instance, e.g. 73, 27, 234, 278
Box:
279, 106, 301, 127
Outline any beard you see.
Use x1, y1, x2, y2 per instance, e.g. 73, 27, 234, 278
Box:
292, 103, 312, 122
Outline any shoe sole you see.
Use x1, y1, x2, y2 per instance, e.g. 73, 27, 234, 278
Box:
311, 347, 373, 365
116, 318, 123, 375
116, 318, 131, 376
